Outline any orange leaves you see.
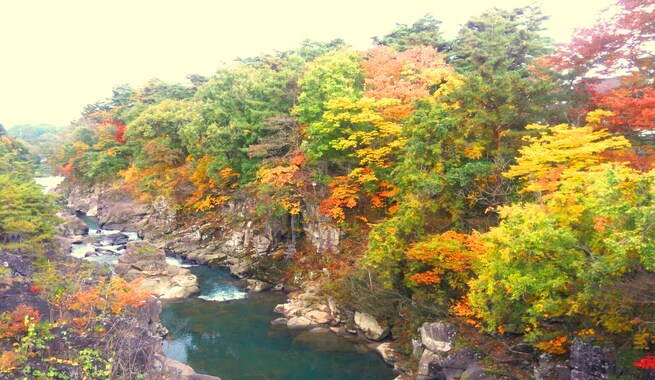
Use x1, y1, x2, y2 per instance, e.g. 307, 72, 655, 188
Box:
0, 304, 40, 340
318, 170, 398, 222
363, 46, 453, 120
186, 155, 240, 212
409, 269, 444, 285
319, 176, 359, 222
593, 216, 611, 232
108, 278, 151, 315
405, 231, 484, 291
534, 335, 570, 355
66, 278, 150, 330
258, 165, 301, 188
450, 297, 483, 328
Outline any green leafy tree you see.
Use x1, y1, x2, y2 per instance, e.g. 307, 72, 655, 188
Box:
372, 14, 448, 52
448, 6, 559, 155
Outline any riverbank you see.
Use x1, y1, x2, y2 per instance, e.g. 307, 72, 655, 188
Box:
58, 181, 398, 379
57, 181, 631, 380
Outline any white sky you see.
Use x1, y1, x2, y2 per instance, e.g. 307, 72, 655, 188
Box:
0, 0, 614, 127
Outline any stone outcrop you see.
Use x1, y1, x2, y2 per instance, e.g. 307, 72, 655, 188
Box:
416, 322, 492, 380
273, 282, 339, 331
301, 202, 340, 254
245, 279, 273, 292
420, 322, 457, 353
534, 354, 571, 380
354, 312, 390, 341
61, 183, 176, 234
115, 241, 199, 300
56, 209, 89, 237
570, 339, 617, 379
161, 200, 287, 278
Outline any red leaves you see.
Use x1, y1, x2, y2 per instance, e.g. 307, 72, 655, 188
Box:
634, 354, 655, 370
113, 123, 126, 143
595, 85, 655, 133
99, 120, 127, 143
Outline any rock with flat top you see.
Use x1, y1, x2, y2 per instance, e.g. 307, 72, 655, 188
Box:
421, 322, 457, 353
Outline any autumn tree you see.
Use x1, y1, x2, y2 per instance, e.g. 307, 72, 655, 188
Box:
470, 119, 655, 348
550, 0, 655, 133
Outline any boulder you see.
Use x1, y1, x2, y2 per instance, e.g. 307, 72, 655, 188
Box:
375, 342, 399, 366
115, 241, 199, 300
305, 309, 331, 324
101, 232, 129, 246
421, 322, 457, 353
156, 353, 222, 380
271, 318, 288, 326
354, 312, 389, 341
0, 250, 33, 277
287, 316, 315, 329
460, 362, 497, 380
56, 210, 88, 237
417, 349, 445, 380
441, 348, 480, 370
570, 339, 616, 379
245, 279, 273, 292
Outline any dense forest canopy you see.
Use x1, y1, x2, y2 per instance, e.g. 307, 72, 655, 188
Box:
7, 0, 654, 370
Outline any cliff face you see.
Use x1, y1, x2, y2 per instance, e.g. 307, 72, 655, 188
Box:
61, 182, 342, 280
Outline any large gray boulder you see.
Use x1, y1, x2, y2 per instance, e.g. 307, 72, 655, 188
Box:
115, 241, 199, 300
354, 312, 389, 341
421, 322, 457, 353
570, 339, 617, 379
56, 210, 88, 237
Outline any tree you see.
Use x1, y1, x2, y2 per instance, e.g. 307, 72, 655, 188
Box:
449, 6, 559, 154
183, 56, 302, 184
0, 148, 59, 253
504, 122, 630, 194
469, 118, 655, 347
549, 0, 655, 132
372, 14, 448, 52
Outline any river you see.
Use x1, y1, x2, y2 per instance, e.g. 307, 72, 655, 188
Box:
46, 178, 395, 380
160, 266, 395, 380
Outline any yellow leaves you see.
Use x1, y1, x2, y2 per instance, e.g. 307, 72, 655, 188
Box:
585, 109, 615, 126
506, 122, 631, 194
190, 194, 230, 212
348, 167, 377, 184
72, 141, 89, 152
633, 330, 654, 350
324, 96, 406, 169
257, 164, 304, 215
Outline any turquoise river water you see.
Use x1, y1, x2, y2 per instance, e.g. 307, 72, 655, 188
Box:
160, 266, 396, 380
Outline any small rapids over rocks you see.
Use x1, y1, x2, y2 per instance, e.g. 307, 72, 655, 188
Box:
160, 266, 395, 380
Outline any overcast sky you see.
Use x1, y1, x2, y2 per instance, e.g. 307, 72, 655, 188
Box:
0, 0, 614, 127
